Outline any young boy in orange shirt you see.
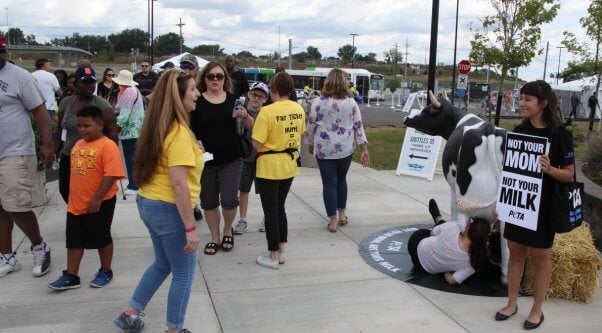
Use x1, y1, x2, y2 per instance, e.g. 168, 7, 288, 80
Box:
48, 105, 125, 290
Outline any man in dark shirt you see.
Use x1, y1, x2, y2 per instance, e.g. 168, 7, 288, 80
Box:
224, 55, 249, 99
588, 93, 599, 132
133, 60, 158, 96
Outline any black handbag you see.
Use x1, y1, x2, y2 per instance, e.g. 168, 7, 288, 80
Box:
549, 169, 584, 233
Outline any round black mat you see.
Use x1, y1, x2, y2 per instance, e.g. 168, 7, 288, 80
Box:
358, 224, 507, 297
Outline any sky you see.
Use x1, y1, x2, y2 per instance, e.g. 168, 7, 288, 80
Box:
1, 0, 594, 82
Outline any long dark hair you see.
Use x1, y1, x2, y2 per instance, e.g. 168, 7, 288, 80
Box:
467, 218, 491, 271
198, 61, 232, 93
134, 71, 194, 187
520, 80, 562, 131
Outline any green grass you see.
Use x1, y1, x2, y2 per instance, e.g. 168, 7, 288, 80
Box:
355, 121, 595, 171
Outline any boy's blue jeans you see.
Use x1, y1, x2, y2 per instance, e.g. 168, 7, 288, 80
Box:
129, 196, 198, 329
316, 154, 353, 217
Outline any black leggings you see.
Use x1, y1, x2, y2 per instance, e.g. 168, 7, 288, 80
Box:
407, 229, 431, 271
255, 177, 293, 252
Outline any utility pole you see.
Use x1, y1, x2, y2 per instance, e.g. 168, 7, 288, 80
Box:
543, 41, 549, 80
556, 46, 564, 84
177, 18, 185, 54
451, 0, 459, 105
404, 39, 409, 77
288, 38, 292, 69
278, 26, 281, 66
350, 33, 358, 68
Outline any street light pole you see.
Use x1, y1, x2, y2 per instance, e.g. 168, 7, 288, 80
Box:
450, 0, 459, 106
350, 33, 358, 68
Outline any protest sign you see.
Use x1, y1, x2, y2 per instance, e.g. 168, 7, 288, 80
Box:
496, 132, 549, 231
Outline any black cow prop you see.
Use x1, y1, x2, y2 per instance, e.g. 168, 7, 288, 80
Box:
404, 91, 509, 283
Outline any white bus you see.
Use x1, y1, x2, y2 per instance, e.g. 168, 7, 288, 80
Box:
286, 67, 385, 101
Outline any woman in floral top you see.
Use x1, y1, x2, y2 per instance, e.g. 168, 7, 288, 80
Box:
113, 70, 145, 194
305, 68, 370, 233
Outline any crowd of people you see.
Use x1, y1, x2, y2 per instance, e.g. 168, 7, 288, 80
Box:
0, 28, 577, 330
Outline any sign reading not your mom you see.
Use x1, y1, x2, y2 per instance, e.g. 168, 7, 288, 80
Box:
496, 132, 549, 231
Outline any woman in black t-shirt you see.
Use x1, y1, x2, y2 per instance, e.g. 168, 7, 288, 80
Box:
190, 62, 254, 255
495, 80, 574, 330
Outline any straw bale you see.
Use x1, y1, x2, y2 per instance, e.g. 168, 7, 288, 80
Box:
523, 222, 601, 303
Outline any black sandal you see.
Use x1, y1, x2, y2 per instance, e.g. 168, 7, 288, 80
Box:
221, 235, 234, 251
338, 217, 349, 226
204, 242, 220, 255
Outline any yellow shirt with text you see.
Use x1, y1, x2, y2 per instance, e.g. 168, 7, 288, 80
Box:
252, 100, 306, 180
139, 123, 204, 207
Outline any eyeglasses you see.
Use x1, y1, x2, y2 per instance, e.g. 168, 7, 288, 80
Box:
250, 92, 267, 99
140, 65, 149, 68
180, 63, 195, 71
205, 73, 225, 81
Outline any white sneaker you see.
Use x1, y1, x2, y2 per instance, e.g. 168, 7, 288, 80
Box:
31, 241, 51, 277
124, 189, 138, 195
256, 255, 279, 270
259, 218, 265, 232
233, 219, 248, 234
0, 253, 22, 278
277, 252, 285, 264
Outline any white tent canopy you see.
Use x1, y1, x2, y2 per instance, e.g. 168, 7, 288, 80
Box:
152, 52, 209, 72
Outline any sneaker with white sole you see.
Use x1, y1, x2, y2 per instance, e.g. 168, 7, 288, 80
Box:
256, 254, 279, 269
0, 253, 22, 278
114, 311, 145, 332
48, 270, 81, 290
89, 268, 113, 288
31, 241, 51, 277
277, 252, 285, 264
259, 218, 265, 232
124, 189, 138, 195
233, 219, 248, 234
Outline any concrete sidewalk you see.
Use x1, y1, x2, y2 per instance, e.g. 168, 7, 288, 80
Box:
1, 164, 601, 333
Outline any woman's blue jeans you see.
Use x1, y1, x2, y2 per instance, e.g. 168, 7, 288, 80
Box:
316, 154, 353, 217
130, 196, 198, 329
121, 138, 138, 190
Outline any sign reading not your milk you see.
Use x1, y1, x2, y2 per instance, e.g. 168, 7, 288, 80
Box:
496, 132, 548, 231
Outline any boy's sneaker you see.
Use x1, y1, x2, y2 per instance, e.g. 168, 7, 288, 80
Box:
114, 311, 145, 332
233, 219, 248, 234
0, 253, 22, 278
48, 270, 81, 290
31, 240, 51, 277
90, 268, 113, 288
259, 218, 265, 232
256, 255, 279, 270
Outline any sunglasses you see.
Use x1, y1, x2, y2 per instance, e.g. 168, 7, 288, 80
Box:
180, 63, 195, 71
206, 73, 225, 81
106, 74, 114, 77
250, 92, 267, 99
140, 65, 149, 68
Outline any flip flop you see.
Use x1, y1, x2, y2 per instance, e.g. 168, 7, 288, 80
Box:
327, 223, 337, 233
221, 235, 234, 251
204, 242, 220, 255
338, 217, 349, 226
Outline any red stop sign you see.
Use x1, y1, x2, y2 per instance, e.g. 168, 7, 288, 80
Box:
457, 60, 471, 74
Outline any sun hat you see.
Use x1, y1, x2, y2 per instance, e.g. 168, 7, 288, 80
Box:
250, 81, 269, 96
74, 66, 97, 81
112, 70, 138, 86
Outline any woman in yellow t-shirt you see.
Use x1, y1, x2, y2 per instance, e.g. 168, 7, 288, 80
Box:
252, 72, 306, 269
114, 70, 203, 333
